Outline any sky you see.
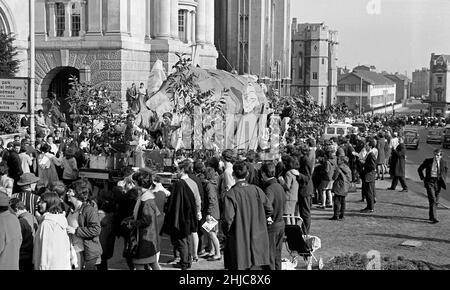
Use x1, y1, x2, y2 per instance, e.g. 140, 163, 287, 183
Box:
290, 0, 450, 77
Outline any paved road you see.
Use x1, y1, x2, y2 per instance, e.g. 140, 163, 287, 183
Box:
402, 126, 450, 205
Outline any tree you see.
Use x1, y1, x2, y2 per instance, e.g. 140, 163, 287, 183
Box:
0, 32, 21, 135
67, 77, 127, 155
0, 33, 20, 77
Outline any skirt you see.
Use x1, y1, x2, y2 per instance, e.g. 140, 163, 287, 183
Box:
133, 252, 160, 265
284, 200, 297, 215
320, 180, 334, 191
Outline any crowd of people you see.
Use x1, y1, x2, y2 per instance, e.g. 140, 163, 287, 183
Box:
1, 91, 448, 271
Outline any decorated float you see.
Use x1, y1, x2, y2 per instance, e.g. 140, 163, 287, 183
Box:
71, 57, 282, 187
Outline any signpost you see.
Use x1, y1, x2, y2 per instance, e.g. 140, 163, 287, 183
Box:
0, 77, 31, 114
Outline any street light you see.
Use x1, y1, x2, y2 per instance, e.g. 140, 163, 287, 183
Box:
29, 0, 36, 145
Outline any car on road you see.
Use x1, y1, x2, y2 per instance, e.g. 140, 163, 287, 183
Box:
443, 125, 450, 148
403, 129, 420, 150
426, 128, 443, 144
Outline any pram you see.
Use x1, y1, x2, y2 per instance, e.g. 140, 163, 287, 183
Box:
282, 216, 322, 270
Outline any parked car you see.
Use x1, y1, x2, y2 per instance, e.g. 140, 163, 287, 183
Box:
443, 125, 450, 149
403, 129, 419, 150
426, 129, 443, 144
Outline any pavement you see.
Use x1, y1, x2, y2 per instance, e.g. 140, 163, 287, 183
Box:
108, 176, 450, 270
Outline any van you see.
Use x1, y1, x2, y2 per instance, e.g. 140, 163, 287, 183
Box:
322, 123, 358, 141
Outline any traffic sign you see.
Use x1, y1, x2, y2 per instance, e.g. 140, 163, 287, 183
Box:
0, 77, 31, 114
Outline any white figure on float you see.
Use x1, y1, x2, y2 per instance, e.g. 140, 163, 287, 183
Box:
235, 82, 260, 151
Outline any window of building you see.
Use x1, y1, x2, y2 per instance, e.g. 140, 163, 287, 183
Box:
437, 76, 443, 84
55, 2, 65, 37
71, 3, 81, 37
338, 84, 345, 92
322, 58, 325, 65
350, 84, 357, 92
362, 84, 368, 92
313, 72, 318, 80
178, 10, 186, 42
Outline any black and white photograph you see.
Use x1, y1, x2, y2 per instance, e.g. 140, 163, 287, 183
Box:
0, 0, 449, 279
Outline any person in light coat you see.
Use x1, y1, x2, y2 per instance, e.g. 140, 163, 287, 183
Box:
33, 192, 74, 270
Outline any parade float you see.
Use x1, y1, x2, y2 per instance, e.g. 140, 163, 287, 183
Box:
69, 57, 282, 187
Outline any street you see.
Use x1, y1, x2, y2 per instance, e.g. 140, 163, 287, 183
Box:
403, 127, 450, 205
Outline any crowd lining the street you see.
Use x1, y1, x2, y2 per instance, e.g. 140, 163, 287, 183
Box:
0, 87, 447, 270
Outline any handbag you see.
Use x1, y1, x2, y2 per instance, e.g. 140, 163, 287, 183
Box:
123, 227, 139, 259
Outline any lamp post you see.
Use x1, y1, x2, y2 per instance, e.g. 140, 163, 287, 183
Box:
29, 0, 36, 145
359, 76, 363, 116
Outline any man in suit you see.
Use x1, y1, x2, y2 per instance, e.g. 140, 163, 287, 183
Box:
418, 148, 447, 224
360, 138, 377, 213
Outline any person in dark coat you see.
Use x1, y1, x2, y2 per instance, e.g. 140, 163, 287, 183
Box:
375, 132, 386, 180
222, 161, 273, 270
9, 198, 38, 270
203, 167, 221, 261
161, 160, 199, 270
418, 148, 448, 224
129, 171, 161, 270
388, 137, 408, 192
330, 149, 352, 220
297, 145, 315, 235
7, 142, 24, 194
360, 138, 377, 213
260, 162, 285, 270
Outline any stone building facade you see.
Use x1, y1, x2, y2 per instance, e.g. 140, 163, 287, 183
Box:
214, 0, 291, 92
428, 54, 450, 115
291, 21, 338, 106
0, 0, 30, 78
32, 0, 217, 111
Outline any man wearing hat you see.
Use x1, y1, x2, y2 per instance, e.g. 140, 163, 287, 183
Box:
11, 173, 41, 217
0, 193, 22, 270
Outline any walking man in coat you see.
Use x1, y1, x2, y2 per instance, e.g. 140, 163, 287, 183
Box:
360, 138, 377, 213
388, 137, 408, 192
222, 161, 273, 270
260, 162, 285, 270
161, 160, 200, 270
418, 148, 447, 224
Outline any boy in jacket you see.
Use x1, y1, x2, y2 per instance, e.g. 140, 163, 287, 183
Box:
330, 149, 352, 221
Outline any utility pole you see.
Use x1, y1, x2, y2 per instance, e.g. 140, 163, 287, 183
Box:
29, 0, 36, 145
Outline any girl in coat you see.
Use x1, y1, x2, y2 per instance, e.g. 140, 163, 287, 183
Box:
37, 143, 62, 189
33, 192, 73, 270
278, 157, 299, 225
318, 147, 337, 209
128, 170, 161, 270
66, 180, 103, 270
203, 167, 222, 261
